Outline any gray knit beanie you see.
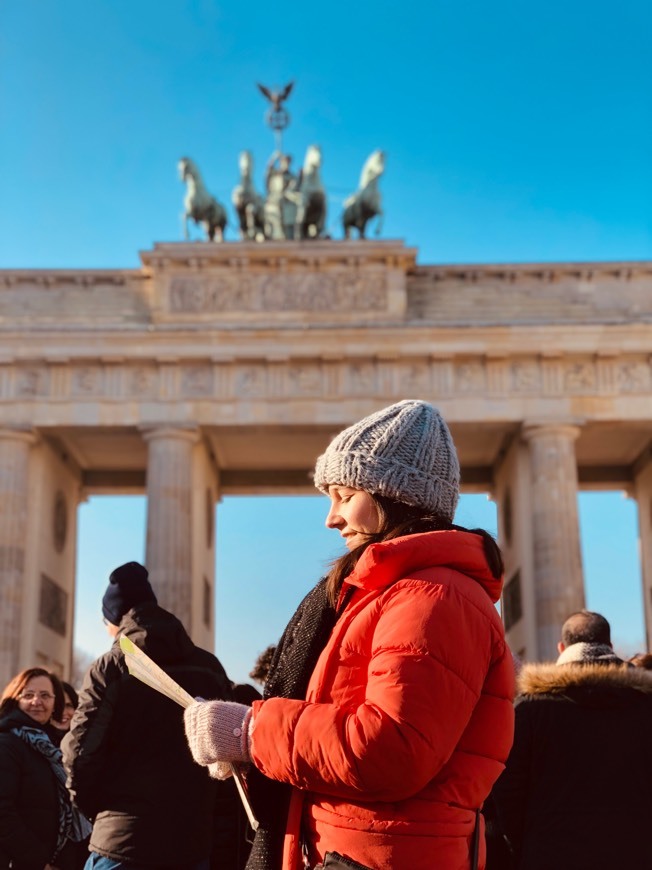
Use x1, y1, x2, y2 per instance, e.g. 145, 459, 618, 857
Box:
314, 399, 460, 521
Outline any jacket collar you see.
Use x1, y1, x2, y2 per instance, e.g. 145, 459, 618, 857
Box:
344, 530, 503, 603
115, 602, 195, 664
556, 642, 624, 666
0, 707, 51, 733
518, 661, 652, 696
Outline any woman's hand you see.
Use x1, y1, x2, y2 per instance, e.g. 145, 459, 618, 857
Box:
208, 760, 235, 780
184, 700, 252, 767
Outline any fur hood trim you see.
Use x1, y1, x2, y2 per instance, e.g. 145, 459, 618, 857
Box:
518, 662, 652, 697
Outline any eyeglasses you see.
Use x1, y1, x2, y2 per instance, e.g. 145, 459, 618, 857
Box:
19, 691, 55, 702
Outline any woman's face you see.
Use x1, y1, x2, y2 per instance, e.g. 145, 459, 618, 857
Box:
325, 486, 381, 550
17, 675, 56, 726
52, 691, 75, 731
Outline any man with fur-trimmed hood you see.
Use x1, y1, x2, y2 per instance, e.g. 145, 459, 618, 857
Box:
491, 611, 652, 869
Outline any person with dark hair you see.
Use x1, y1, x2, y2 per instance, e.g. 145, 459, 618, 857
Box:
184, 399, 515, 870
248, 645, 277, 687
492, 610, 652, 869
0, 667, 91, 870
62, 561, 240, 870
51, 682, 79, 738
559, 610, 612, 650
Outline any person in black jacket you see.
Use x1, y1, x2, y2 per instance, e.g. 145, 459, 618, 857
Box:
491, 612, 652, 869
62, 562, 238, 870
0, 667, 91, 870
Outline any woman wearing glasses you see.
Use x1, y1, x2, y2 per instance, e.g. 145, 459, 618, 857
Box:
0, 668, 91, 870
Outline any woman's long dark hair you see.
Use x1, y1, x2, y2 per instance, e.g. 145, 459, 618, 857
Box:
61, 681, 79, 710
325, 493, 504, 605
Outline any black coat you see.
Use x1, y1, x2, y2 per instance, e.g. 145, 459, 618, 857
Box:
491, 662, 652, 870
0, 709, 60, 870
63, 602, 236, 868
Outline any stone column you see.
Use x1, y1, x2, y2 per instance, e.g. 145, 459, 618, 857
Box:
522, 424, 585, 660
633, 460, 652, 651
0, 428, 36, 683
493, 437, 537, 661
142, 426, 200, 630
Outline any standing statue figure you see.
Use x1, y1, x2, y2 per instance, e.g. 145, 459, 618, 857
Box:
294, 144, 327, 240
231, 150, 265, 242
264, 150, 298, 239
342, 149, 385, 239
178, 157, 227, 242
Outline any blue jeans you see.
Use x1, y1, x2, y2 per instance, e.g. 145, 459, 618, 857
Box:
84, 854, 210, 870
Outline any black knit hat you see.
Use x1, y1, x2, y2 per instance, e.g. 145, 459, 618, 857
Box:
102, 561, 157, 626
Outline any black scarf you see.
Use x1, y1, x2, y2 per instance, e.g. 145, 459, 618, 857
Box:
245, 577, 344, 870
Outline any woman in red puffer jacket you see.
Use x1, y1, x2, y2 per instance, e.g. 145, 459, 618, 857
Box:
185, 400, 515, 870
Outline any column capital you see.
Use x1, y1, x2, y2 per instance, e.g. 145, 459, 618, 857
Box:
0, 426, 38, 446
521, 421, 582, 443
139, 424, 200, 445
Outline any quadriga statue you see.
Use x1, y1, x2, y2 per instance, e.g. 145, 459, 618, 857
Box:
263, 150, 298, 239
293, 144, 326, 240
178, 157, 227, 242
232, 150, 265, 242
263, 145, 327, 240
343, 149, 385, 239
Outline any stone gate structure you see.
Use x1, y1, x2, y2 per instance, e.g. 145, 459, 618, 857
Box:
2, 239, 652, 684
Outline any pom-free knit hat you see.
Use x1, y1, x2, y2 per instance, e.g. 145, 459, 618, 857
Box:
314, 399, 460, 521
102, 561, 157, 626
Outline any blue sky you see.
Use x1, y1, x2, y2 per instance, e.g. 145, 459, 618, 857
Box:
2, 1, 651, 681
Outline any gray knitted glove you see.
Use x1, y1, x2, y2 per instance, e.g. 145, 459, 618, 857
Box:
184, 700, 252, 766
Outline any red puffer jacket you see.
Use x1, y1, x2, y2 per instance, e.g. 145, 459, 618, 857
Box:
250, 530, 515, 870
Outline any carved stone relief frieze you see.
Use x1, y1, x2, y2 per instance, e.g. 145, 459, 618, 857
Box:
397, 362, 430, 394
511, 360, 541, 393
16, 367, 49, 398
167, 270, 388, 314
3, 354, 652, 407
181, 365, 214, 398
455, 361, 486, 394
125, 366, 158, 398
563, 361, 596, 393
72, 366, 104, 397
235, 365, 267, 398
287, 364, 323, 396
346, 362, 377, 395
616, 360, 651, 393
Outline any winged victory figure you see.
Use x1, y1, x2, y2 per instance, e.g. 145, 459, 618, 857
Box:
257, 81, 294, 112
